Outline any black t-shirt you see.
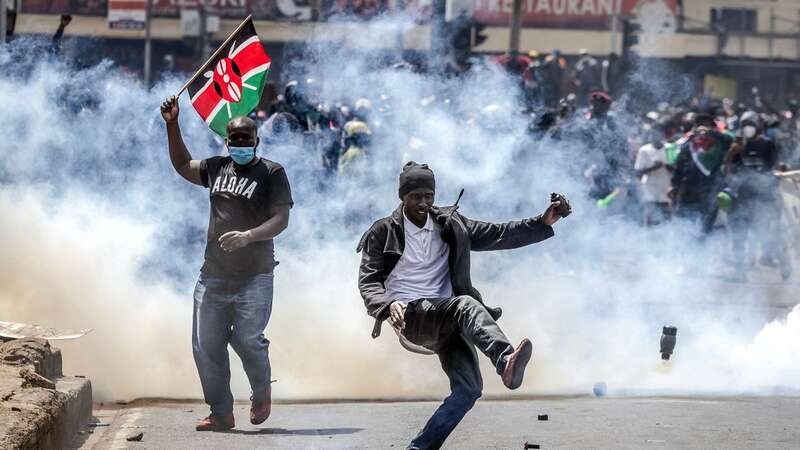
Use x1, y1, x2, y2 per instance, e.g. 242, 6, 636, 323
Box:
731, 138, 779, 198
199, 156, 293, 279
732, 137, 777, 173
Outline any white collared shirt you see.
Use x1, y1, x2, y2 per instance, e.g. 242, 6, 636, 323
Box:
385, 211, 453, 304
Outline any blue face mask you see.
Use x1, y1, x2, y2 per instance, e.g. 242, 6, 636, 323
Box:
228, 145, 255, 165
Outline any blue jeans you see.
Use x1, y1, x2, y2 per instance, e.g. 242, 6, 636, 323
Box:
192, 273, 274, 415
403, 296, 515, 450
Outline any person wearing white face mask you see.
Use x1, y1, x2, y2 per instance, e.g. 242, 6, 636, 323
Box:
723, 111, 779, 280
742, 123, 758, 139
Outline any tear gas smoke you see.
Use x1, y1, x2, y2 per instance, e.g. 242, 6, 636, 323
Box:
1, 21, 798, 402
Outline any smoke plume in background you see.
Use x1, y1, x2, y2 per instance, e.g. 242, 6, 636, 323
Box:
1, 22, 799, 402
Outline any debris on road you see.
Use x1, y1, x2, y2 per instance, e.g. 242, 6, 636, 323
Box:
593, 382, 607, 397
523, 442, 541, 449
537, 414, 548, 421
126, 431, 144, 442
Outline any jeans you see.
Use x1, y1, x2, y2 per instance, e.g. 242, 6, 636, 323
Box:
402, 296, 515, 450
192, 273, 274, 415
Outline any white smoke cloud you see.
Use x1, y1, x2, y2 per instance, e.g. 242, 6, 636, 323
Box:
0, 20, 798, 404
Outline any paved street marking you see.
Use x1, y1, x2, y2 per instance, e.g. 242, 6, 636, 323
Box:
109, 408, 143, 449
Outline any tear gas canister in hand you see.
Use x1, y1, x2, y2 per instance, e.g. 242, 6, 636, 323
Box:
660, 326, 677, 360
550, 192, 572, 217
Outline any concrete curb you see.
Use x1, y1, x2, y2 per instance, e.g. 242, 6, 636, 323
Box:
56, 377, 93, 448
0, 339, 92, 450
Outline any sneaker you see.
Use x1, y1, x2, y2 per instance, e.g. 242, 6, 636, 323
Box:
196, 412, 235, 431
250, 387, 272, 425
501, 338, 533, 390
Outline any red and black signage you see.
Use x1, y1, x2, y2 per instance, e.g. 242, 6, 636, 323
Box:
474, 0, 678, 29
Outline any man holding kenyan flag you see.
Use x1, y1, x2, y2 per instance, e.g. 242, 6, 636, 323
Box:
160, 17, 293, 431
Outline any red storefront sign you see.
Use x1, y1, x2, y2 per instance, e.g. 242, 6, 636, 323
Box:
148, 0, 249, 18
473, 0, 677, 28
108, 0, 146, 29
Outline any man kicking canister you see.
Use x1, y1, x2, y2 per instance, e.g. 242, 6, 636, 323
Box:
357, 162, 566, 450
161, 96, 293, 431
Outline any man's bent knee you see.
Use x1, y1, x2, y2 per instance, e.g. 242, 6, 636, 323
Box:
452, 295, 482, 311
451, 296, 486, 322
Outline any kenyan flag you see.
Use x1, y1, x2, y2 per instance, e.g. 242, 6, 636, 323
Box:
186, 16, 271, 137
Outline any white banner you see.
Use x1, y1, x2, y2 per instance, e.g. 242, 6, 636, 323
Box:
108, 0, 147, 30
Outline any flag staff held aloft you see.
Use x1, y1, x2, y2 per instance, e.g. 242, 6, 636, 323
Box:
175, 14, 255, 98
178, 15, 271, 137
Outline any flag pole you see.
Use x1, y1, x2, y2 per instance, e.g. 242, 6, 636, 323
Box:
174, 14, 254, 98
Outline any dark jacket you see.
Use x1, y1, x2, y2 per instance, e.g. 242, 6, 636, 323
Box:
357, 203, 554, 338
672, 132, 732, 206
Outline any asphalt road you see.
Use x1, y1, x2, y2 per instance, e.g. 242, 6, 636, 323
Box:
74, 397, 800, 450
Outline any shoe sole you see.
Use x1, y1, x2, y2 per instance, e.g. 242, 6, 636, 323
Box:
251, 413, 270, 425
196, 421, 235, 432
505, 339, 533, 390
196, 425, 235, 432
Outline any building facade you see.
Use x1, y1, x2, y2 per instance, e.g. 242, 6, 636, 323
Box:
9, 0, 800, 102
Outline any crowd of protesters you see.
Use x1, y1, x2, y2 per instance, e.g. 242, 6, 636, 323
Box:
247, 51, 800, 282
36, 16, 800, 281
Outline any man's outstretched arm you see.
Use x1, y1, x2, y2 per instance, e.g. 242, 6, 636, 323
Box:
161, 96, 204, 186
466, 198, 562, 251
51, 15, 71, 55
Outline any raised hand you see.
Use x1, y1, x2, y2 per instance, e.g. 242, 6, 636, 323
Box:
160, 96, 180, 123
59, 14, 72, 29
